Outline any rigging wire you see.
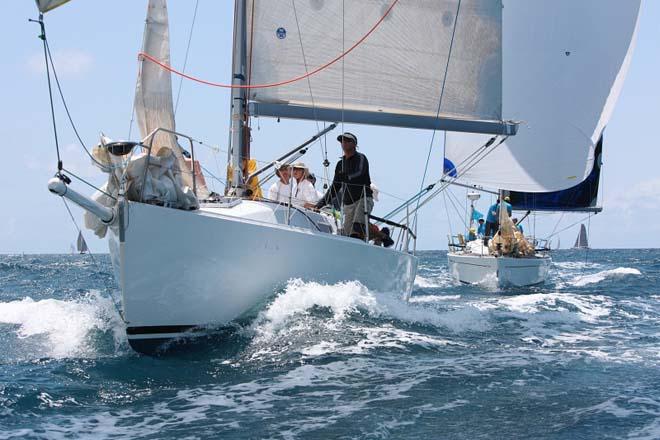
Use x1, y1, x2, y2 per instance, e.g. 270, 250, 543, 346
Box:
45, 40, 109, 171
61, 198, 126, 323
29, 16, 61, 171
137, 0, 400, 90
174, 0, 200, 116
414, 0, 462, 228
291, 0, 330, 186
546, 213, 595, 239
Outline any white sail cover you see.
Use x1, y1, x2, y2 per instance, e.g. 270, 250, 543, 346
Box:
135, 0, 197, 193
245, 0, 502, 124
35, 0, 71, 13
444, 0, 641, 192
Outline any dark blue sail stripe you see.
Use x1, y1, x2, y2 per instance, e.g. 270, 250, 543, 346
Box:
508, 137, 603, 212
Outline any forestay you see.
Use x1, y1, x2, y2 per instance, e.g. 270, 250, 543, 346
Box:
444, 0, 641, 192
135, 0, 201, 196
245, 0, 508, 134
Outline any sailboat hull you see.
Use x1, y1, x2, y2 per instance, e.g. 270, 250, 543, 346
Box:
109, 201, 417, 353
447, 252, 551, 288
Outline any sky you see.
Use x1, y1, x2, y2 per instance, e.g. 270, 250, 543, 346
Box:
1, 0, 659, 254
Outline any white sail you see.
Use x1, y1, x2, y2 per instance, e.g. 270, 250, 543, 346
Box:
135, 0, 205, 197
444, 0, 641, 192
245, 0, 508, 133
35, 0, 71, 13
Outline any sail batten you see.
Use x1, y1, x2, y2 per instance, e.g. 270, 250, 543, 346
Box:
245, 0, 505, 132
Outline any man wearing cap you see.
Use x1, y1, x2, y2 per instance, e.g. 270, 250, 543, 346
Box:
268, 163, 292, 203
315, 132, 373, 238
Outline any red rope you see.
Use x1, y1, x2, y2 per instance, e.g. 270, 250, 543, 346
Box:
138, 0, 399, 89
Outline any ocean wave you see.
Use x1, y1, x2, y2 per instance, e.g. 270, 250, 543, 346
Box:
414, 274, 453, 289
243, 279, 489, 360
568, 267, 641, 287
0, 291, 125, 359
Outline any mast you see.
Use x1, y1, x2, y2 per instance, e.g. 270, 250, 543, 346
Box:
227, 0, 249, 196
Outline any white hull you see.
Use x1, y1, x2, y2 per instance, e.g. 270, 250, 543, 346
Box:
108, 201, 417, 352
447, 252, 550, 287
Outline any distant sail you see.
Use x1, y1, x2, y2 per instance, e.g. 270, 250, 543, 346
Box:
573, 224, 589, 249
76, 231, 89, 254
245, 0, 508, 134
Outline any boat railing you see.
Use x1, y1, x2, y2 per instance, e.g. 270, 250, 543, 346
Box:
138, 127, 198, 203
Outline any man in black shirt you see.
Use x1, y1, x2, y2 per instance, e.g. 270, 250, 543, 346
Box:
315, 132, 374, 239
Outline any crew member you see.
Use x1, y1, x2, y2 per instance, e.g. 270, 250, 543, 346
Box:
315, 132, 373, 238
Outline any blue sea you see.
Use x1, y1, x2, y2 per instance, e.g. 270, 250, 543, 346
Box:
0, 250, 658, 439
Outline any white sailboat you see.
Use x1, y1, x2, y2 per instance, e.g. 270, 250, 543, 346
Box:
444, 0, 641, 287
573, 224, 589, 250
37, 0, 513, 352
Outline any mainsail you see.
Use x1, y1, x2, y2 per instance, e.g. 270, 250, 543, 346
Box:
573, 224, 589, 249
245, 0, 512, 135
444, 0, 641, 192
76, 231, 89, 254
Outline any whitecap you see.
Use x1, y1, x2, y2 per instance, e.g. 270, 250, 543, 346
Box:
569, 267, 641, 287
0, 291, 125, 359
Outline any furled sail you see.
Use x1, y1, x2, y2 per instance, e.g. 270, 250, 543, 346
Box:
444, 0, 641, 192
135, 0, 208, 198
507, 137, 603, 212
76, 231, 88, 254
245, 0, 511, 135
573, 224, 589, 249
35, 0, 71, 13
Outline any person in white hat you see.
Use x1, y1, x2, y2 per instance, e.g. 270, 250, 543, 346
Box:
290, 162, 319, 208
267, 163, 292, 203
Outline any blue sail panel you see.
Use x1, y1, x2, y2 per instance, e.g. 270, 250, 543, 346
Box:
508, 137, 603, 212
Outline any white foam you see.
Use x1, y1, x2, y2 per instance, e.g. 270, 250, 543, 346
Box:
414, 274, 453, 289
569, 267, 641, 287
251, 279, 490, 344
409, 295, 461, 303
496, 292, 611, 322
0, 292, 125, 359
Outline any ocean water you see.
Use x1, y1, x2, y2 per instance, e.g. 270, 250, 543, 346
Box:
0, 250, 658, 439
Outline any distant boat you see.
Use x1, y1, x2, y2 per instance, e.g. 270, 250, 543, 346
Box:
573, 224, 589, 249
76, 231, 89, 254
